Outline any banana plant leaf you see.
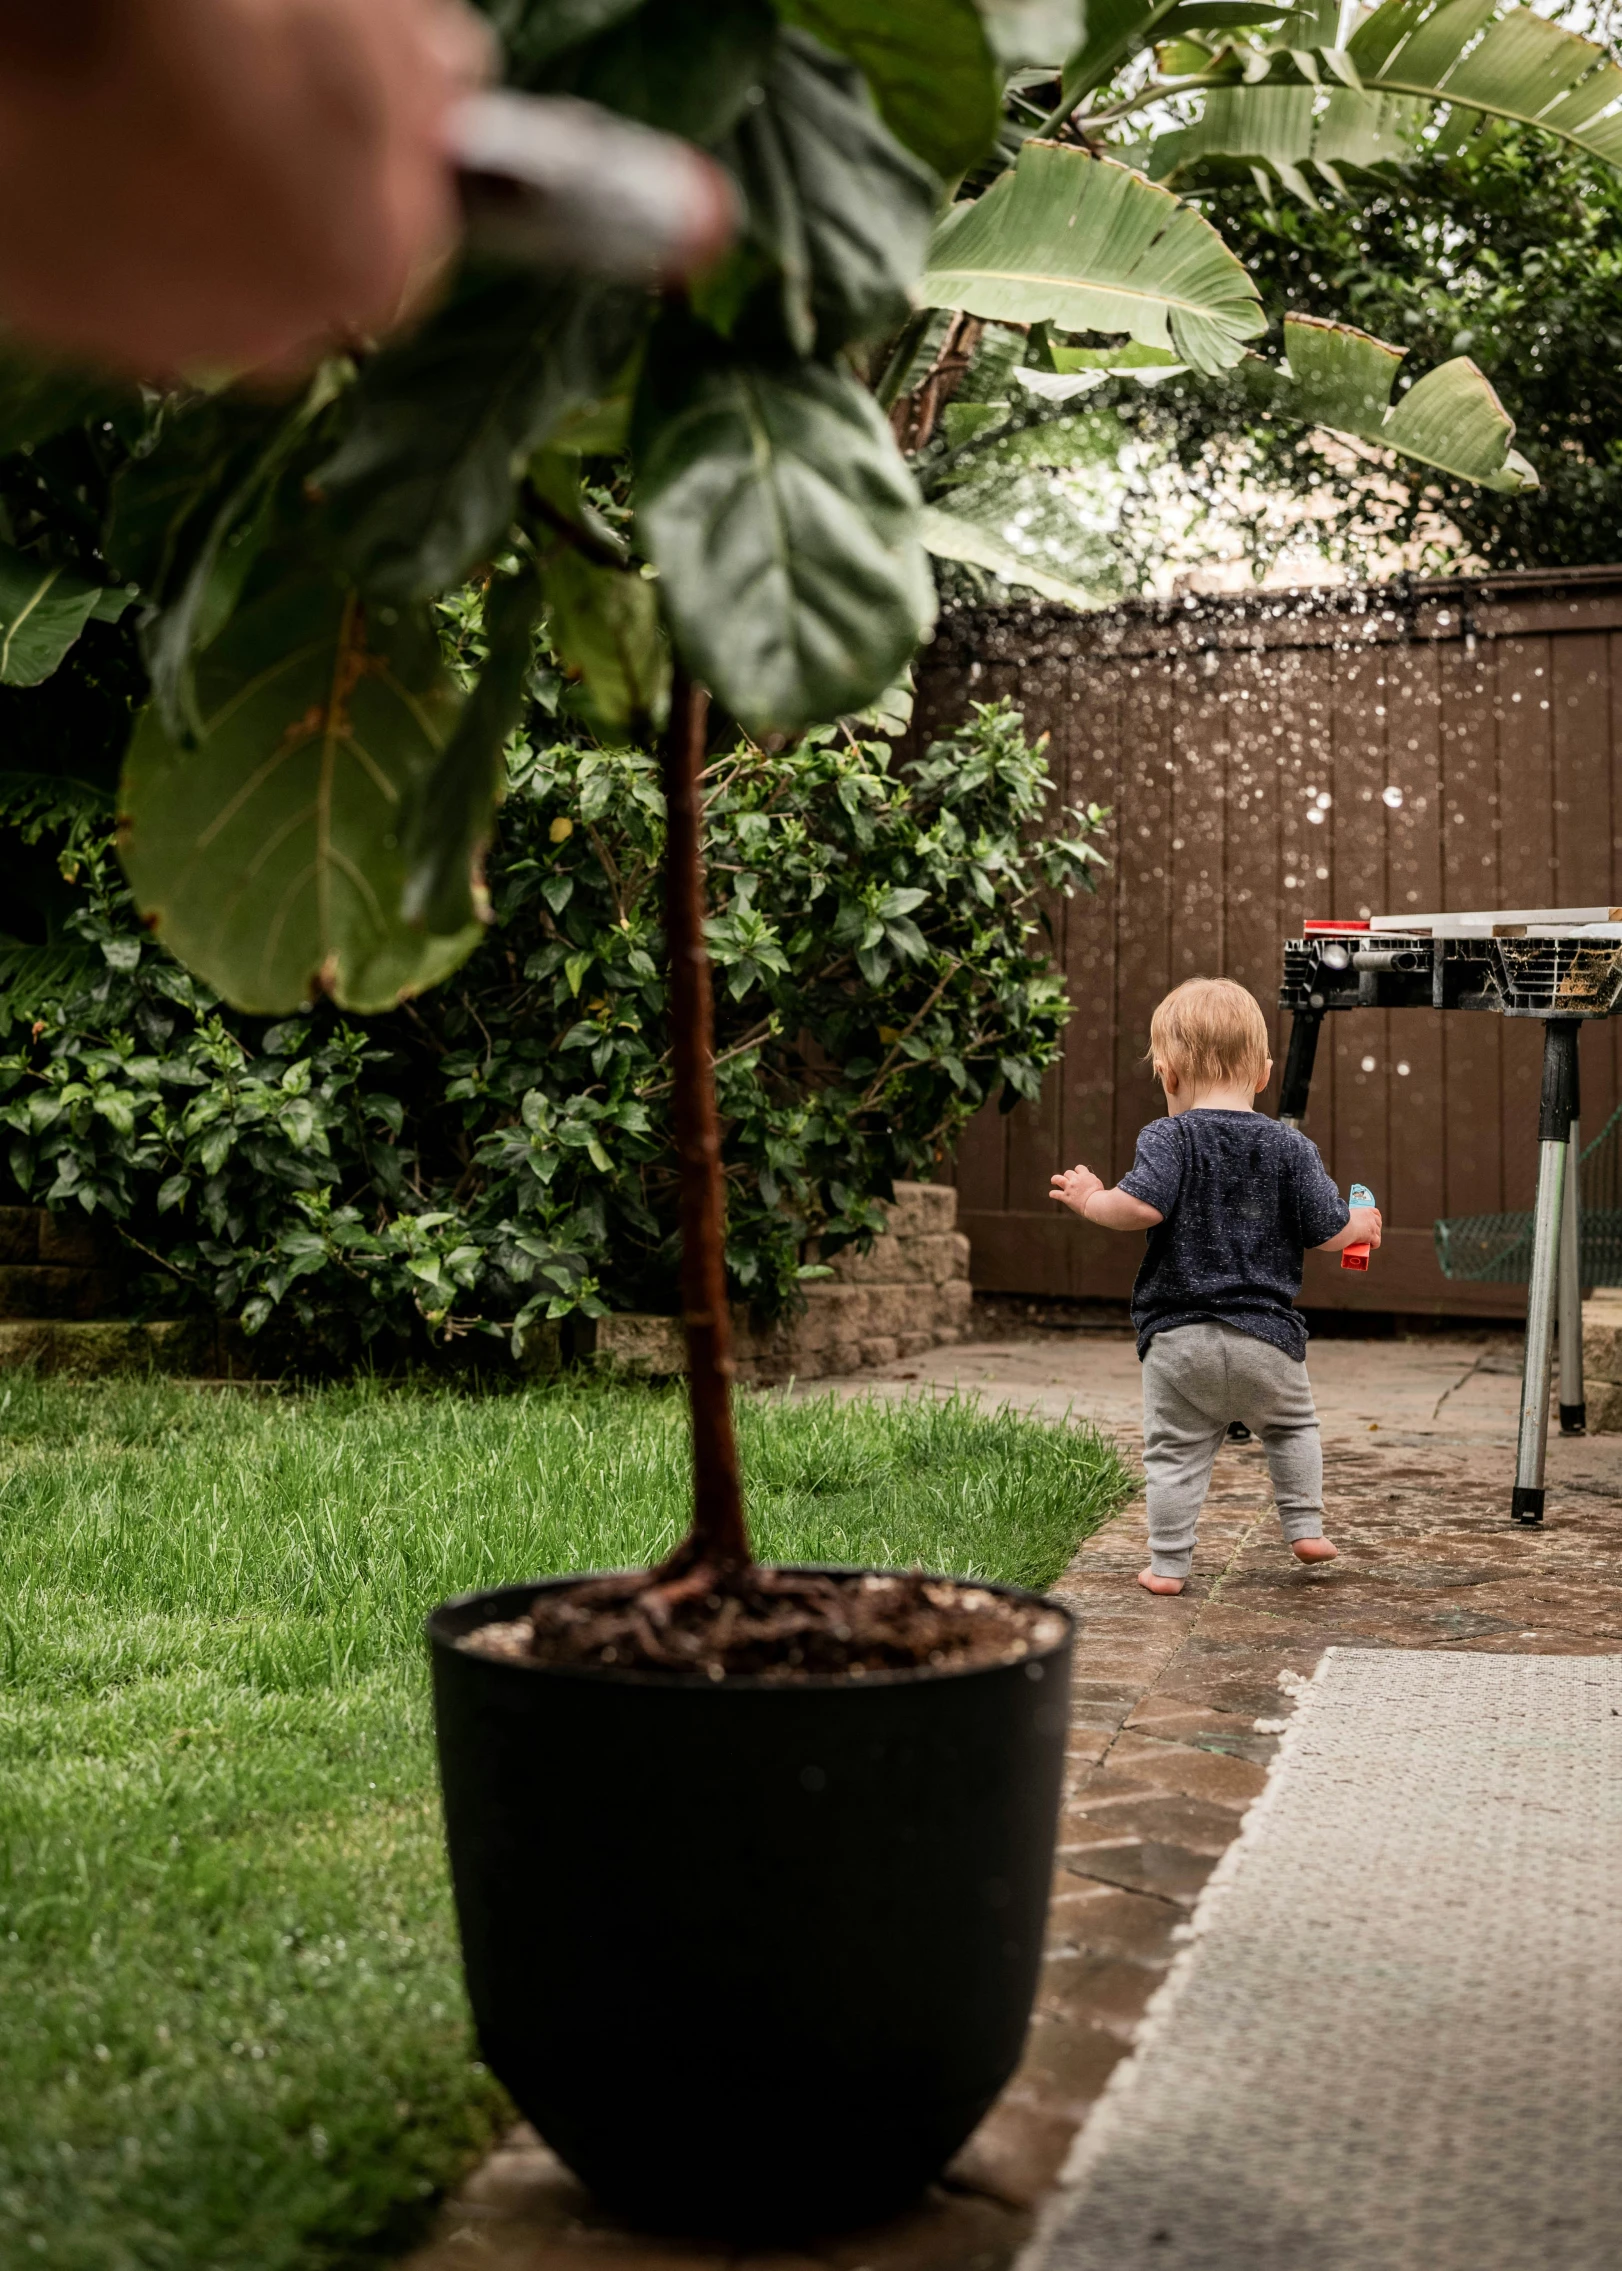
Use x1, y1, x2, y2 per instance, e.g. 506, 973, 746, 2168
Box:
1047, 340, 1189, 378
1348, 0, 1622, 167
1149, 83, 1427, 196
1275, 313, 1537, 491
943, 314, 1534, 501
920, 143, 1265, 372
919, 504, 1097, 605
1146, 0, 1622, 188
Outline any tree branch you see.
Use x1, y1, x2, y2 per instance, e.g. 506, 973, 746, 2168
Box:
859, 960, 964, 1106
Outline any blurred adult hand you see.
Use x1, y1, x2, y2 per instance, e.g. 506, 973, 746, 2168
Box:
0, 0, 492, 377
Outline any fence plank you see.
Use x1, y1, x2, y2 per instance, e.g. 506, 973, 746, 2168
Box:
1438, 636, 1506, 1215
1384, 643, 1446, 1232
1059, 659, 1123, 1252
1111, 657, 1176, 1185
1329, 641, 1390, 1212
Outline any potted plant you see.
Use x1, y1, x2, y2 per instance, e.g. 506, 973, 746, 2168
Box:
425, 668, 1075, 2232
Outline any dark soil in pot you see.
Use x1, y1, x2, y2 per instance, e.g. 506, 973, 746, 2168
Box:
427, 1566, 1074, 2237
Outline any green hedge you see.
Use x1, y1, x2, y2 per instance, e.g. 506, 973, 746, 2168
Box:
0, 679, 1103, 1365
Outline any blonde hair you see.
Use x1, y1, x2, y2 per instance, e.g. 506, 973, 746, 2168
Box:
1148, 978, 1270, 1092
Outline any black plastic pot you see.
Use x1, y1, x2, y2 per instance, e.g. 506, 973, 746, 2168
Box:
427, 1569, 1074, 2235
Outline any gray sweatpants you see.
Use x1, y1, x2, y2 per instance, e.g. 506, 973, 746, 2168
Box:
1142, 1321, 1323, 1580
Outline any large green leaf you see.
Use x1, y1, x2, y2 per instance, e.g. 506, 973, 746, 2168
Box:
529, 452, 667, 738
402, 559, 548, 936
547, 551, 670, 738
919, 504, 1096, 604
1147, 0, 1622, 187
539, 0, 780, 143
0, 547, 132, 687
108, 380, 337, 741
920, 144, 1265, 372
316, 271, 646, 604
1276, 314, 1537, 490
119, 570, 479, 1014
725, 32, 939, 356
776, 0, 1000, 174
634, 346, 935, 732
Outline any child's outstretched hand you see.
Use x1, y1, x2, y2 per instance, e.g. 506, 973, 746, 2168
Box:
1050, 1164, 1104, 1219
1350, 1204, 1383, 1249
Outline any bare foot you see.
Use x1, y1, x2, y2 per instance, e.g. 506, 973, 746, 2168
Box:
1138, 1567, 1186, 1595
1292, 1538, 1338, 1564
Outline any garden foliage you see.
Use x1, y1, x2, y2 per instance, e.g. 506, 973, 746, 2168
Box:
0, 0, 1581, 1037
0, 692, 1102, 1359
1083, 123, 1622, 583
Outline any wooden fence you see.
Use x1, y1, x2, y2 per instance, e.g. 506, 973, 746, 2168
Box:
914, 567, 1622, 1318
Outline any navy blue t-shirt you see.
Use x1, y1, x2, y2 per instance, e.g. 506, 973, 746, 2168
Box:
1117, 1110, 1350, 1362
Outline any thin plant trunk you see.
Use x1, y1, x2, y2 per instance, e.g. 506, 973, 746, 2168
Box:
660, 665, 751, 1571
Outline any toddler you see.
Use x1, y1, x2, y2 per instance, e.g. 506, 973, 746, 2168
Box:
1049, 977, 1381, 1596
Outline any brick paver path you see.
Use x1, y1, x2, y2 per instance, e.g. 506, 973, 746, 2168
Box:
404, 1333, 1622, 2271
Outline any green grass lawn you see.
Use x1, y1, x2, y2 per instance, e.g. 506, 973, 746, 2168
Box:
0, 1374, 1131, 2271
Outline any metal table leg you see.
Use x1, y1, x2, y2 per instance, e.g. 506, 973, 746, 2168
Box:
1513, 1019, 1579, 1523
1558, 1102, 1585, 1436
1278, 1004, 1323, 1130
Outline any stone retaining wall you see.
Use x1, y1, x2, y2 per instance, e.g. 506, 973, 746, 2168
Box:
589, 1181, 971, 1383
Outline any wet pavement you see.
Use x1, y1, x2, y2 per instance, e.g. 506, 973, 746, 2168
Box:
403, 1330, 1622, 2271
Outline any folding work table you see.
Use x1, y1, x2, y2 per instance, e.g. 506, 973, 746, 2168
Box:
1278, 907, 1622, 1523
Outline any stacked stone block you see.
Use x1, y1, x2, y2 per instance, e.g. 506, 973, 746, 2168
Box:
591, 1181, 972, 1383
1581, 1289, 1622, 1430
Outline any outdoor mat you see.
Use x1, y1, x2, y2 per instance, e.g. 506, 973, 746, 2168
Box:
1042, 1647, 1622, 2270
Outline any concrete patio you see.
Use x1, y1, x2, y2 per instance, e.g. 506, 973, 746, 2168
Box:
404, 1327, 1622, 2271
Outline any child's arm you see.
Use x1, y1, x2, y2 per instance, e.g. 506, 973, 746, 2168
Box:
1049, 1164, 1163, 1231
1315, 1205, 1382, 1254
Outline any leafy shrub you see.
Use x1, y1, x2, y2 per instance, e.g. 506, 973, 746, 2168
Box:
0, 689, 1103, 1363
